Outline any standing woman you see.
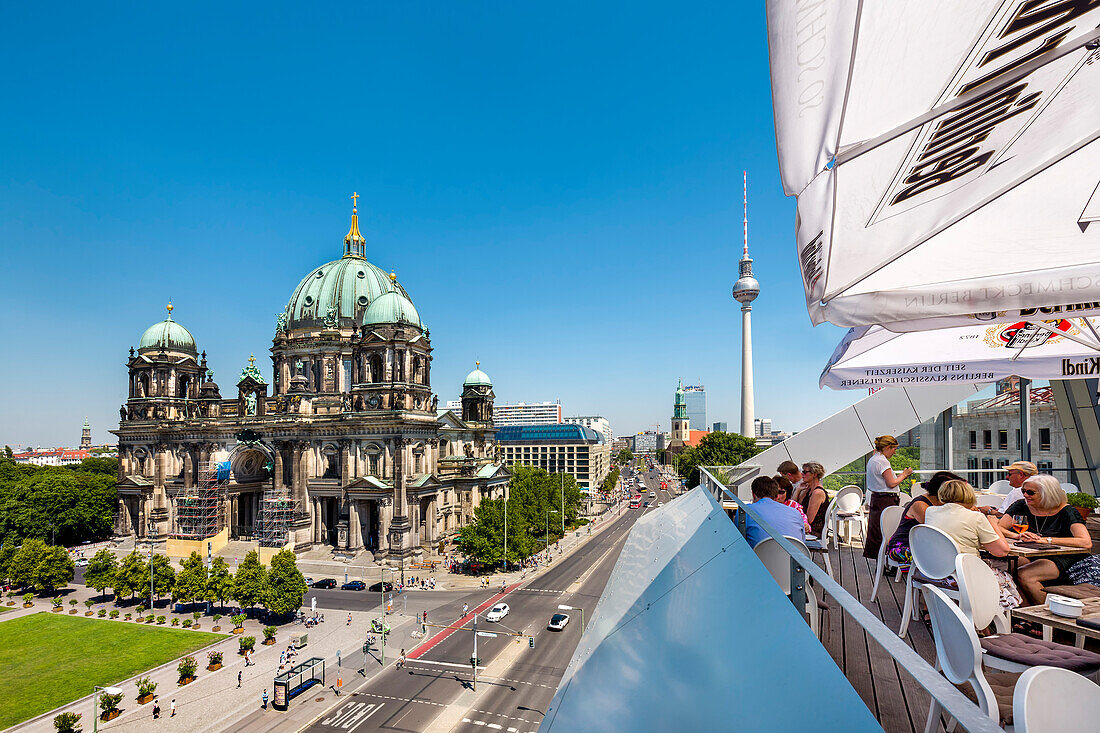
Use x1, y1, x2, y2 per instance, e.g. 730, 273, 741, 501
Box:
863, 436, 914, 559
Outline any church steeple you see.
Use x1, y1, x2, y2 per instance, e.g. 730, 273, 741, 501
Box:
343, 192, 366, 259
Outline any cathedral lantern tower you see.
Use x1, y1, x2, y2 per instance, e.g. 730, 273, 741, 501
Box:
81, 418, 92, 449
461, 363, 495, 423
671, 379, 690, 442
124, 302, 204, 422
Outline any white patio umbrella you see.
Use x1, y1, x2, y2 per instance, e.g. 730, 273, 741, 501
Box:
768, 1, 1100, 330
820, 318, 1100, 390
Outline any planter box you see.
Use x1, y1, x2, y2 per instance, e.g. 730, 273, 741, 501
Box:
192, 624, 201, 630
138, 694, 154, 704
211, 626, 221, 632
232, 628, 244, 635
263, 638, 276, 645
52, 607, 62, 612
178, 676, 195, 686
24, 603, 33, 608
6, 601, 14, 606
69, 610, 78, 614
100, 709, 120, 722
207, 663, 222, 671
85, 611, 94, 616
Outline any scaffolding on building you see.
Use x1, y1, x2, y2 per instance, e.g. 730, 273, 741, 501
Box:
171, 460, 229, 540
256, 489, 299, 548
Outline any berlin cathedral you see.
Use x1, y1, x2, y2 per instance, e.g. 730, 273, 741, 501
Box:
112, 198, 508, 562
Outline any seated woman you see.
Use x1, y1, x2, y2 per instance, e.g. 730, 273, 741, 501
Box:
794, 462, 828, 537
775, 475, 811, 534
997, 474, 1093, 605
925, 479, 1020, 609
884, 470, 957, 565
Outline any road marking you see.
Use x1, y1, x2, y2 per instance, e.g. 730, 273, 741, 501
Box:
409, 589, 513, 659
347, 691, 447, 707
320, 701, 385, 732
408, 658, 484, 671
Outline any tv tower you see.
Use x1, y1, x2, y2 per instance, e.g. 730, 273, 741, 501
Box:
732, 171, 759, 438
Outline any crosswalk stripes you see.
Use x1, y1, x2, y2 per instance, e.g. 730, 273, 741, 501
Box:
461, 717, 537, 732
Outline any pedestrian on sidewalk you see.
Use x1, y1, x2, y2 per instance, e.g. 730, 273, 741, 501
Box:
398, 649, 406, 668
280, 650, 286, 668
170, 699, 176, 717
262, 689, 268, 709
152, 698, 160, 719
462, 603, 469, 617
347, 612, 352, 626
237, 670, 242, 688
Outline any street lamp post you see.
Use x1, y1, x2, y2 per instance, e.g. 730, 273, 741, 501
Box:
503, 490, 507, 570
558, 603, 584, 633
92, 685, 123, 733
561, 473, 565, 537
147, 520, 157, 608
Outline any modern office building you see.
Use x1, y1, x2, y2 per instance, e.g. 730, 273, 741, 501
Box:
712, 422, 728, 433
495, 424, 610, 490
492, 401, 562, 426
683, 385, 707, 433
564, 416, 612, 445
632, 431, 658, 453
753, 418, 773, 437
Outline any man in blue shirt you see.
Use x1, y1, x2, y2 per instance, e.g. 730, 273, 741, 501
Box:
743, 475, 806, 548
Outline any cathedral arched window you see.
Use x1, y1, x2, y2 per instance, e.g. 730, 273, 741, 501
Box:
369, 354, 383, 383
322, 445, 340, 479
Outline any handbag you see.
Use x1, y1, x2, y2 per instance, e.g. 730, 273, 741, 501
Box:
1067, 554, 1100, 585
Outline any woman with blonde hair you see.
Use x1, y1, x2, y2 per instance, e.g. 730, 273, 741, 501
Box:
863, 435, 914, 559
925, 479, 1020, 609
998, 474, 1092, 604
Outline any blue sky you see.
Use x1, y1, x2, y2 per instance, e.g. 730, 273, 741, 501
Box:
0, 1, 863, 449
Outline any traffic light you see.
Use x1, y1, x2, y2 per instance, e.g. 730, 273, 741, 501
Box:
528, 636, 534, 648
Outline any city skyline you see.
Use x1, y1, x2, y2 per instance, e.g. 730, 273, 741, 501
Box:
0, 3, 862, 448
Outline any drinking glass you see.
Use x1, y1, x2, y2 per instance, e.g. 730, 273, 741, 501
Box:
1011, 515, 1029, 535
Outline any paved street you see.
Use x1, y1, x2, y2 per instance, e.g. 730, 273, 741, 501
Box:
300, 465, 676, 733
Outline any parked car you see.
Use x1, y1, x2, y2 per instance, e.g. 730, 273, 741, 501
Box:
303, 577, 315, 587
485, 603, 510, 622
341, 580, 366, 591
74, 557, 89, 567
312, 578, 337, 589
368, 581, 394, 593
547, 613, 570, 631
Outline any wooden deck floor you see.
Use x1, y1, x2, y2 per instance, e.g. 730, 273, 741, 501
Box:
817, 541, 936, 733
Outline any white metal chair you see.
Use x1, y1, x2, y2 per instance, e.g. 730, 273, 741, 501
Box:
1012, 665, 1100, 733
899, 524, 960, 638
869, 505, 906, 603
922, 585, 1011, 732
754, 536, 825, 639
989, 479, 1013, 495
824, 484, 865, 549
1060, 482, 1079, 495
897, 492, 911, 506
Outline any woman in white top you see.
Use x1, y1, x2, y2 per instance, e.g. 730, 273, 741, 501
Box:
925, 479, 1020, 609
863, 435, 914, 559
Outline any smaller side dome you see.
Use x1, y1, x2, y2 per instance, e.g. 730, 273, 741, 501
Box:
362, 291, 422, 329
138, 303, 198, 355
464, 362, 492, 388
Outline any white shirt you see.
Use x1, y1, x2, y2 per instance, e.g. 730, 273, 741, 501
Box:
1000, 486, 1025, 513
866, 452, 895, 494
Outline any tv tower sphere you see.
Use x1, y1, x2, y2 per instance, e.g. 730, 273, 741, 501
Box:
732, 262, 759, 304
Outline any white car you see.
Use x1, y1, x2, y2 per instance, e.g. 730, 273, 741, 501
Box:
485, 603, 510, 622
547, 613, 570, 631
75, 557, 89, 567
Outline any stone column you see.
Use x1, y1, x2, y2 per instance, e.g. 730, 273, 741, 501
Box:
349, 500, 363, 550
341, 443, 351, 486
379, 499, 391, 552
274, 446, 284, 491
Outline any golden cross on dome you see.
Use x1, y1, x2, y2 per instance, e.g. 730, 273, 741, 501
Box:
248, 354, 256, 368
351, 191, 359, 212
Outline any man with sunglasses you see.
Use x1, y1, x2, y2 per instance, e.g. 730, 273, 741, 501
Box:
998, 461, 1038, 513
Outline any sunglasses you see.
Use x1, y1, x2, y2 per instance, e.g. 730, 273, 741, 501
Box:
1022, 489, 1038, 497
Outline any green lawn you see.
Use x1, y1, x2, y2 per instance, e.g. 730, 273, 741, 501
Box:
0, 612, 225, 728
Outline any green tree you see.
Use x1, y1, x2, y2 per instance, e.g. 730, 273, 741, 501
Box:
0, 462, 116, 546
3, 446, 12, 459
34, 545, 75, 592
72, 457, 118, 475
9, 538, 47, 588
263, 549, 307, 617
83, 549, 118, 600
675, 431, 761, 488
150, 554, 176, 601
615, 448, 633, 465
505, 464, 582, 546
601, 467, 620, 494
458, 498, 537, 566
204, 556, 234, 609
0, 542, 15, 583
113, 551, 149, 599
232, 550, 266, 610
173, 552, 207, 605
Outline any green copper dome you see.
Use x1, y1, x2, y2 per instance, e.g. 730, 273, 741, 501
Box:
280, 257, 409, 334
362, 291, 422, 329
138, 309, 197, 356
464, 364, 492, 388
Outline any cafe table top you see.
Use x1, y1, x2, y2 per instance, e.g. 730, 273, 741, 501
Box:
1011, 597, 1100, 639
1005, 540, 1089, 559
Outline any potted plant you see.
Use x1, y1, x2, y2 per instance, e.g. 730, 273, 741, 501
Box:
98, 691, 123, 721
172, 617, 181, 627
25, 593, 36, 608
192, 611, 202, 629
7, 590, 18, 606
156, 615, 166, 625
136, 676, 157, 704
84, 599, 95, 616
1066, 492, 1099, 521
53, 711, 81, 732
124, 612, 132, 621
146, 614, 156, 624
97, 608, 106, 618
212, 613, 222, 632
177, 656, 198, 685
51, 596, 62, 611
239, 635, 256, 655
231, 614, 246, 634
69, 599, 78, 614
262, 626, 277, 645
110, 610, 119, 619
182, 619, 191, 628
136, 604, 145, 616
207, 650, 224, 670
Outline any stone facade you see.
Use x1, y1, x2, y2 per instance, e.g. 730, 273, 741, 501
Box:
112, 206, 509, 559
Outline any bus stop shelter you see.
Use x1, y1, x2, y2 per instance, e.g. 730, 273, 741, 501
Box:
272, 656, 325, 711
